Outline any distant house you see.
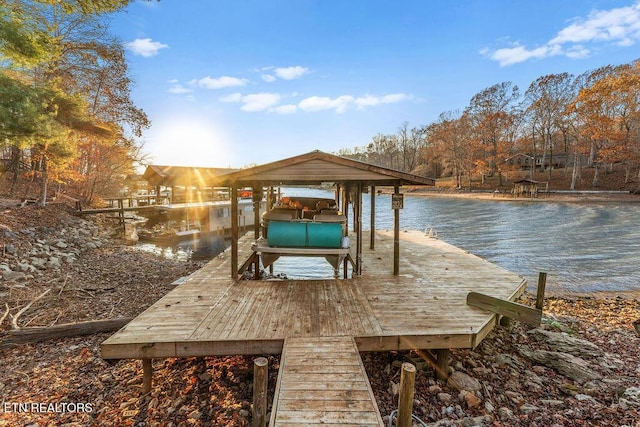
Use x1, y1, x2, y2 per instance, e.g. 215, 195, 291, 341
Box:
505, 153, 585, 171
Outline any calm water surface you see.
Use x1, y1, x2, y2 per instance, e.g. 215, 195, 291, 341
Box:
274, 188, 640, 294
140, 187, 640, 294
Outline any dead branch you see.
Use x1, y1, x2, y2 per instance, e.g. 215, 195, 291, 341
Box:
0, 303, 9, 327
58, 274, 71, 296
10, 288, 51, 330
0, 317, 133, 346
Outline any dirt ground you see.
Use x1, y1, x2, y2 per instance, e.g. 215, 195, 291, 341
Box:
1, 201, 639, 426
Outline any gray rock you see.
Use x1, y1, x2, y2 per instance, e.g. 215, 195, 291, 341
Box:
438, 392, 453, 404
575, 394, 596, 402
497, 407, 514, 419
4, 244, 17, 254
0, 264, 11, 272
519, 403, 540, 413
540, 399, 565, 407
46, 257, 61, 269
495, 353, 524, 369
2, 271, 26, 282
55, 240, 68, 249
17, 262, 37, 274
461, 415, 492, 426
447, 371, 482, 392
84, 242, 97, 250
518, 346, 602, 383
528, 328, 602, 358
619, 387, 640, 409
30, 258, 47, 269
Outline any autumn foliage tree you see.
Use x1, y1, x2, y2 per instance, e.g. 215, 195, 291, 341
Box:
340, 58, 640, 192
0, 0, 148, 205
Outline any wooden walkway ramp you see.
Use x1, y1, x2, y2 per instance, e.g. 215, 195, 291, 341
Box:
270, 336, 383, 427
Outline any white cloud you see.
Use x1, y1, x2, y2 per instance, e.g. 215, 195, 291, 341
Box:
219, 93, 243, 103
354, 93, 413, 109
125, 38, 168, 57
271, 104, 298, 114
168, 85, 193, 94
218, 92, 281, 111
550, 2, 640, 45
483, 1, 640, 66
274, 66, 310, 80
260, 65, 310, 82
488, 43, 562, 67
298, 93, 412, 113
195, 76, 248, 89
298, 95, 354, 114
240, 93, 282, 112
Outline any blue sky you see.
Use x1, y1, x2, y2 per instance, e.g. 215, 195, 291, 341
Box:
111, 0, 640, 168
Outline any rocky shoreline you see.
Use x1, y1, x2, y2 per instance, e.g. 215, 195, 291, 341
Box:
1, 202, 639, 426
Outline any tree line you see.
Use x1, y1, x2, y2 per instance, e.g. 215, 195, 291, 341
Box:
0, 0, 148, 205
338, 59, 640, 190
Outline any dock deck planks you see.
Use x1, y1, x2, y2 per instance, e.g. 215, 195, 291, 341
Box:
270, 336, 383, 427
102, 230, 527, 359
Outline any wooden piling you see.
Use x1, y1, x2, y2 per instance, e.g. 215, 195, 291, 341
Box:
535, 272, 547, 310
253, 357, 268, 427
142, 358, 152, 394
397, 362, 416, 427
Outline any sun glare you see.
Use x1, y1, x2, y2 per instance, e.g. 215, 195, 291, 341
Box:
148, 117, 231, 167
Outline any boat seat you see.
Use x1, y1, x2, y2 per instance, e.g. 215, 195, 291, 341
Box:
313, 214, 347, 223
266, 212, 298, 221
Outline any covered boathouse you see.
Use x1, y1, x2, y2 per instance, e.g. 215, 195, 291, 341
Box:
101, 150, 532, 426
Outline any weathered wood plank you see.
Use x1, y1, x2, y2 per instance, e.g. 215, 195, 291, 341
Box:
467, 291, 542, 326
271, 336, 383, 427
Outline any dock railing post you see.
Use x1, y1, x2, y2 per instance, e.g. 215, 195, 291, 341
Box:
253, 357, 268, 427
397, 362, 416, 427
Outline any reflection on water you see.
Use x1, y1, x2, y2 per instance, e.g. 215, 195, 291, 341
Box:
139, 186, 640, 294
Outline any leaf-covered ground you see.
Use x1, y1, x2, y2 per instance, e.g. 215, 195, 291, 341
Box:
1, 202, 638, 426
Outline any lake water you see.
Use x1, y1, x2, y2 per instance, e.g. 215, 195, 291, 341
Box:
140, 187, 640, 294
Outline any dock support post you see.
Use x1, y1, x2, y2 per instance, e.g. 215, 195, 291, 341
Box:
142, 358, 153, 394
393, 184, 400, 276
415, 349, 450, 381
253, 357, 268, 427
231, 185, 239, 280
435, 349, 450, 380
397, 362, 416, 427
535, 272, 547, 310
370, 185, 376, 250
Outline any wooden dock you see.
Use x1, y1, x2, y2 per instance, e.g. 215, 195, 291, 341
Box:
270, 336, 383, 426
101, 229, 527, 422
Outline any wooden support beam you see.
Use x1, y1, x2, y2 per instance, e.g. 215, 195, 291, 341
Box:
253, 357, 268, 427
467, 292, 542, 326
415, 349, 449, 380
142, 358, 152, 394
397, 362, 416, 427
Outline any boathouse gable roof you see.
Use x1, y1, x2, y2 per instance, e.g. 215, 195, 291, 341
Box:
218, 150, 435, 187
142, 165, 237, 187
